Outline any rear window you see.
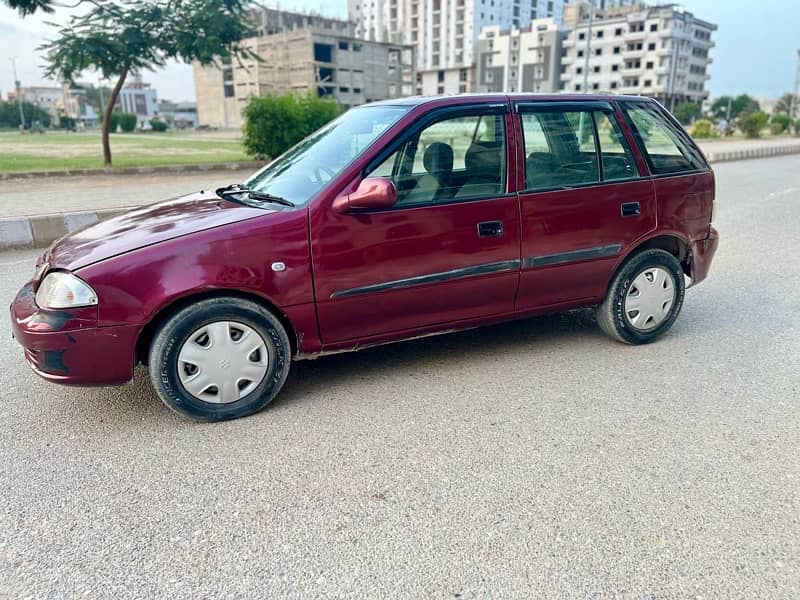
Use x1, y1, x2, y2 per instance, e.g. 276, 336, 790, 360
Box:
621, 102, 707, 175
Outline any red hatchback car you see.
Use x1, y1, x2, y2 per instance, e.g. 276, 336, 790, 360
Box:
11, 94, 718, 421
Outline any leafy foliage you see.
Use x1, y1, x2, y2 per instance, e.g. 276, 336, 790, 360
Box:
710, 94, 760, 121
773, 93, 797, 116
673, 101, 702, 126
26, 0, 257, 165
690, 119, 718, 139
117, 112, 138, 132
243, 93, 343, 160
149, 119, 169, 132
769, 113, 791, 135
737, 111, 768, 138
0, 100, 52, 128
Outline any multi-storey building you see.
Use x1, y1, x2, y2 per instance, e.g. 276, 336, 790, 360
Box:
349, 0, 640, 95
193, 7, 415, 128
559, 3, 715, 107
475, 19, 564, 93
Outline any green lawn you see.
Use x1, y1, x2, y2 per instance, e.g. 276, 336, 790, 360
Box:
0, 130, 250, 172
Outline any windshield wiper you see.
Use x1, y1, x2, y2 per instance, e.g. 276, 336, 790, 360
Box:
246, 191, 295, 207
215, 184, 295, 207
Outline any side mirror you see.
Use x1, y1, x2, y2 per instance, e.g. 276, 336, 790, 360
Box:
332, 177, 397, 213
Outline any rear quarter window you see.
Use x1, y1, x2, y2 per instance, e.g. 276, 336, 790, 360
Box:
621, 102, 708, 175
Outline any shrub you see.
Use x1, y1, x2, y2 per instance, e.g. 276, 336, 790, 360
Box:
673, 101, 702, 125
769, 113, 790, 135
737, 111, 768, 138
59, 115, 76, 130
117, 112, 138, 132
795, 119, 800, 135
149, 119, 168, 132
691, 119, 718, 139
243, 92, 343, 159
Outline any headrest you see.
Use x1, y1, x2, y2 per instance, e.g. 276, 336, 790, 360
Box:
423, 142, 453, 174
465, 142, 502, 177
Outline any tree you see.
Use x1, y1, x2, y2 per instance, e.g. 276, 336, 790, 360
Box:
737, 111, 768, 138
690, 119, 718, 139
769, 113, 790, 135
773, 93, 797, 116
710, 94, 760, 121
6, 0, 257, 166
242, 93, 343, 160
673, 101, 702, 125
0, 100, 52, 128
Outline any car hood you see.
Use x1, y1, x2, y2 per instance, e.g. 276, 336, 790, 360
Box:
44, 192, 270, 271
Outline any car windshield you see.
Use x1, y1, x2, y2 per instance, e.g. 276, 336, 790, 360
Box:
244, 105, 410, 206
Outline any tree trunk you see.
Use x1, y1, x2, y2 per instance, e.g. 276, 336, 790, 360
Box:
102, 66, 130, 167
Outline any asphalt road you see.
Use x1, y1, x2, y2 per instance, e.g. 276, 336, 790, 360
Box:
1, 156, 799, 598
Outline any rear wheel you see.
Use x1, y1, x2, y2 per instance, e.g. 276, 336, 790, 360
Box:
596, 249, 685, 345
148, 297, 291, 421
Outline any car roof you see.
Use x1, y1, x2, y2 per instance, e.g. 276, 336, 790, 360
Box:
363, 93, 656, 108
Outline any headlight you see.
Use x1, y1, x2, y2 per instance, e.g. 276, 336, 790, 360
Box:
35, 271, 98, 309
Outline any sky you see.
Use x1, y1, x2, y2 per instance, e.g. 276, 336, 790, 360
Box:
0, 0, 798, 103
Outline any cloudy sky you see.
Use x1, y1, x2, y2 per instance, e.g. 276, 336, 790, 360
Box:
0, 0, 797, 102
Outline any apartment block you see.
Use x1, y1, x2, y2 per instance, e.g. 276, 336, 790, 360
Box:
475, 19, 564, 93
559, 3, 715, 106
193, 7, 415, 128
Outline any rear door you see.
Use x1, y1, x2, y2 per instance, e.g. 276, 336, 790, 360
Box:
514, 100, 656, 310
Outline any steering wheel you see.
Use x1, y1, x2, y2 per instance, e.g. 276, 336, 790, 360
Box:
313, 165, 336, 184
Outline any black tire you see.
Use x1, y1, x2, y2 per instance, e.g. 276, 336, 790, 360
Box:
596, 249, 685, 345
148, 297, 292, 421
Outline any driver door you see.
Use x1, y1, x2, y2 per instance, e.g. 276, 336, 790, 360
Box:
310, 104, 522, 344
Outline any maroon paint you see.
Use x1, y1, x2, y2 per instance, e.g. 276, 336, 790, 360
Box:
10, 94, 719, 388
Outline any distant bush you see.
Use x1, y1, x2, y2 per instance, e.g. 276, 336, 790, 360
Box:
673, 101, 702, 125
769, 113, 790, 135
795, 119, 800, 135
0, 100, 52, 128
243, 92, 343, 159
691, 119, 718, 139
59, 116, 76, 130
737, 111, 768, 138
117, 112, 138, 133
149, 119, 168, 132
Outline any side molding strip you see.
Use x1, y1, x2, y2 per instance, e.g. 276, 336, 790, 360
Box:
524, 244, 622, 269
331, 259, 521, 299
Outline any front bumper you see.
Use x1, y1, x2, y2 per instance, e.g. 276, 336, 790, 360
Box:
688, 226, 719, 286
10, 283, 140, 386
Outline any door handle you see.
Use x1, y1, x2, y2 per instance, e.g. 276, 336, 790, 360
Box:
621, 202, 641, 217
477, 221, 504, 237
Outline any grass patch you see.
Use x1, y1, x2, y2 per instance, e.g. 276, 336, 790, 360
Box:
0, 130, 250, 172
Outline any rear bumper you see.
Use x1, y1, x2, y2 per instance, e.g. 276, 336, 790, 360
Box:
10, 283, 139, 386
689, 226, 719, 286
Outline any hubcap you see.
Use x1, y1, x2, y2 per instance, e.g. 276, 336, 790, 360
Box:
177, 321, 269, 404
624, 267, 675, 331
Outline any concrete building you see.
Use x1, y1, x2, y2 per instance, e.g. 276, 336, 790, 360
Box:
115, 76, 159, 127
157, 100, 198, 129
349, 0, 638, 94
475, 19, 564, 93
14, 86, 68, 122
559, 3, 716, 107
193, 7, 415, 129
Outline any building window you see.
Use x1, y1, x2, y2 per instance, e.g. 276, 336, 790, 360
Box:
644, 80, 651, 87
338, 41, 348, 51
610, 82, 617, 89
575, 84, 581, 91
223, 84, 235, 98
339, 86, 350, 92
577, 50, 584, 57
596, 30, 604, 38
437, 85, 445, 94
613, 46, 620, 54
592, 83, 599, 90
593, 66, 600, 73
578, 32, 585, 40
615, 27, 623, 36
595, 48, 602, 56
437, 70, 445, 82
646, 61, 654, 69
459, 68, 468, 82
612, 64, 619, 72
648, 42, 656, 51
576, 67, 583, 74
650, 23, 658, 32
314, 43, 333, 62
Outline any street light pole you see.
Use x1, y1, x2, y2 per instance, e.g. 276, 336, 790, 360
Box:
10, 57, 25, 130
789, 49, 800, 127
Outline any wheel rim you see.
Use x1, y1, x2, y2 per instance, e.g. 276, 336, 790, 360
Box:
177, 321, 269, 404
623, 267, 676, 332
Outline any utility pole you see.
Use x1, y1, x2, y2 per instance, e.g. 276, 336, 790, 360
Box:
10, 57, 25, 130
583, 0, 594, 93
789, 49, 800, 127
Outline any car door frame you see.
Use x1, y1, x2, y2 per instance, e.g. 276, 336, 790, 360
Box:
307, 99, 525, 348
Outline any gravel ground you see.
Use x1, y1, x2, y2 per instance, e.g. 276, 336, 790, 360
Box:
0, 156, 798, 598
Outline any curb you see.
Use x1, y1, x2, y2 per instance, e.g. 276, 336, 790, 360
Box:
0, 207, 134, 251
705, 143, 800, 163
0, 161, 263, 181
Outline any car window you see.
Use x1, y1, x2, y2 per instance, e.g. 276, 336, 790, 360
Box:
521, 110, 599, 191
622, 102, 706, 175
368, 112, 507, 206
593, 111, 639, 181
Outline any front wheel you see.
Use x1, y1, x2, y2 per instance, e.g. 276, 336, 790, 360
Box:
148, 297, 292, 421
596, 249, 685, 345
